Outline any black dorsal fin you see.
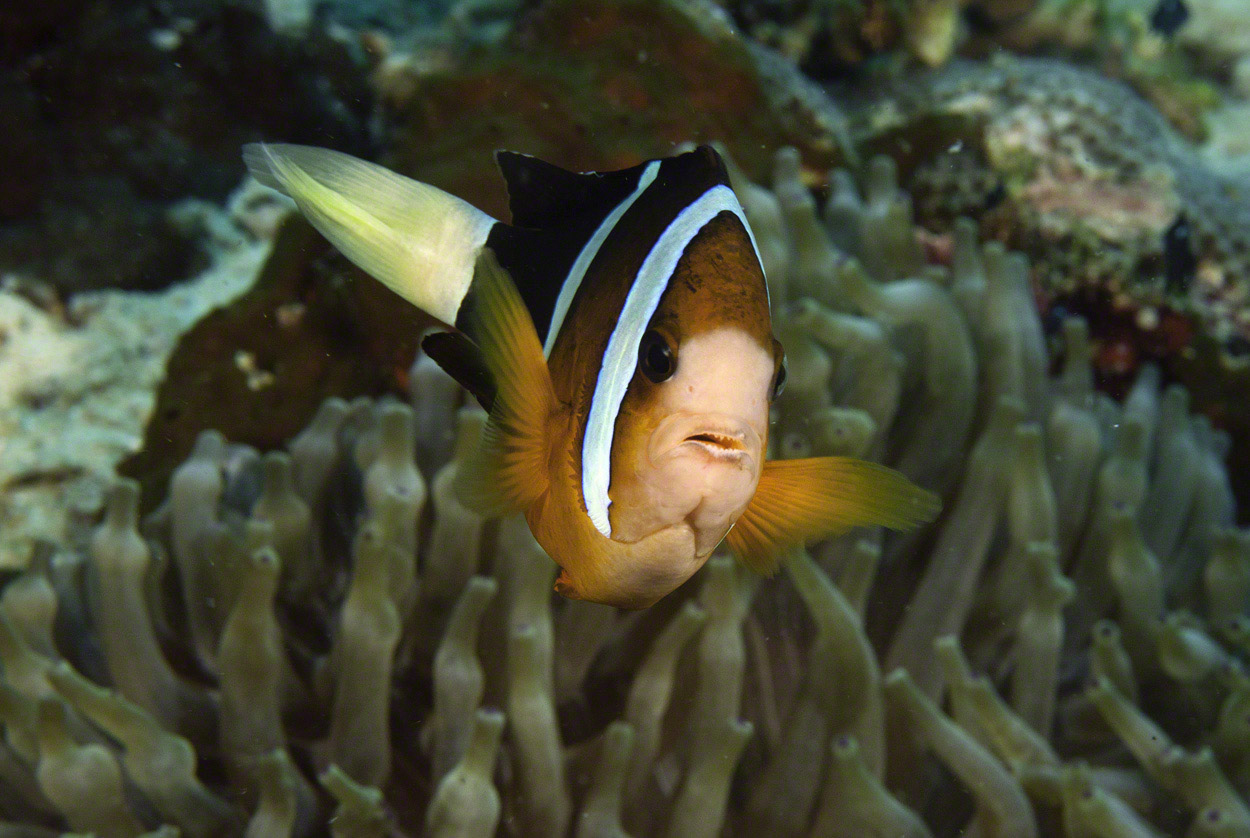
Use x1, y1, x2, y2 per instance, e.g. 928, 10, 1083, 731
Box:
482, 224, 574, 342
490, 152, 657, 342
495, 151, 644, 231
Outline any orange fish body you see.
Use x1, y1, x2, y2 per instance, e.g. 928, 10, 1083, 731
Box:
245, 143, 939, 608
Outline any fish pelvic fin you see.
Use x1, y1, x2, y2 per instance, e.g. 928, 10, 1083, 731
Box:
242, 143, 495, 326
554, 569, 582, 601
421, 331, 495, 410
453, 249, 559, 517
725, 457, 941, 576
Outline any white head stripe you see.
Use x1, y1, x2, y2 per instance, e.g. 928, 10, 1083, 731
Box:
582, 184, 762, 536
543, 162, 661, 356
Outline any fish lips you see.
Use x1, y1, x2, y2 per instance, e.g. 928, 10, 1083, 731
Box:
648, 413, 762, 468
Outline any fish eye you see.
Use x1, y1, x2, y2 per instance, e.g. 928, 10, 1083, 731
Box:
639, 329, 676, 383
771, 346, 787, 400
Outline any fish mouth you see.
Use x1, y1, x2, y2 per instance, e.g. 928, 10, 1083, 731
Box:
683, 430, 747, 458
650, 413, 760, 465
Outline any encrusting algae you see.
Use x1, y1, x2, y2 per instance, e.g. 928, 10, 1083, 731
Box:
0, 146, 1244, 837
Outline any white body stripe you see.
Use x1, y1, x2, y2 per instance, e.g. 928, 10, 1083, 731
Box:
582, 184, 761, 537
543, 162, 661, 356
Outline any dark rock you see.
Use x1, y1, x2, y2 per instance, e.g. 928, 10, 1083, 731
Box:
382, 0, 848, 215
1150, 0, 1190, 37
0, 177, 208, 293
120, 215, 432, 509
0, 0, 92, 68
0, 1, 371, 293
1163, 213, 1197, 295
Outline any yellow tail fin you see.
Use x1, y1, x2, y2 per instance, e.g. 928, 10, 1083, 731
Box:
453, 250, 559, 517
725, 457, 940, 575
243, 143, 494, 325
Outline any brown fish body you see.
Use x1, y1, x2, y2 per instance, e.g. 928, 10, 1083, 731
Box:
244, 142, 941, 609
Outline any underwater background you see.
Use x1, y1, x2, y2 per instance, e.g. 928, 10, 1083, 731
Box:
2, 0, 1250, 835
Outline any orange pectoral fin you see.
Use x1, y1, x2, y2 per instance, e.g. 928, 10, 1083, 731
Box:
453, 249, 560, 517
725, 457, 941, 576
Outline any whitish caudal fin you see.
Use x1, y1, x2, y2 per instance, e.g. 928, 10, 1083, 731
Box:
243, 143, 495, 326
725, 457, 941, 575
453, 249, 558, 517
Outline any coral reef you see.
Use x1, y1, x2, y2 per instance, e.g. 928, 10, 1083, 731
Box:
724, 0, 1045, 74
995, 0, 1222, 141
844, 55, 1250, 354
2, 1, 1248, 834
0, 181, 282, 569
1174, 0, 1250, 63
0, 146, 1245, 837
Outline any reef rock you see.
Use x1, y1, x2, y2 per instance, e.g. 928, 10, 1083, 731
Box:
0, 184, 278, 569
0, 1, 369, 294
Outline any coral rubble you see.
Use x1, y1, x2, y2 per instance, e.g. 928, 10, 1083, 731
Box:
0, 146, 1244, 837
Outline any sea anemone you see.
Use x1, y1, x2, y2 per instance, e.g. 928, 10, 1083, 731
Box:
0, 146, 1245, 837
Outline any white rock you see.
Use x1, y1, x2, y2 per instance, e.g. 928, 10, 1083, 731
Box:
0, 185, 281, 568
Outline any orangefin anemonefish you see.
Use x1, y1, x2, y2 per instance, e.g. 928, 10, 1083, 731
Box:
243, 143, 940, 608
